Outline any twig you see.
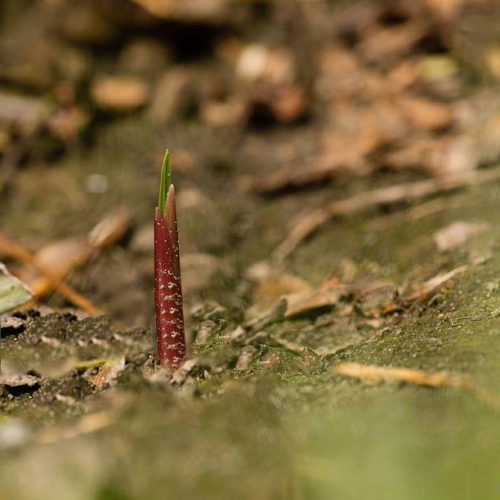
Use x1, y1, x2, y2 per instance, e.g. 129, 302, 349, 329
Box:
335, 362, 500, 409
274, 166, 500, 260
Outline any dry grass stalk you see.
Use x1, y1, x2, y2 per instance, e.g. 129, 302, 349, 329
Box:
335, 362, 500, 409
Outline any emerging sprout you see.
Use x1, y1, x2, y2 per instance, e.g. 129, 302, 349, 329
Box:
154, 151, 186, 369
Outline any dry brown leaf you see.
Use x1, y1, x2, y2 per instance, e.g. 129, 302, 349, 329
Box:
249, 99, 407, 194
86, 357, 126, 387
250, 273, 312, 317
47, 107, 89, 142
398, 95, 453, 131
427, 136, 478, 177
236, 44, 295, 86
270, 85, 308, 124
0, 234, 101, 314
382, 138, 435, 171
171, 358, 198, 385
406, 265, 467, 302
425, 0, 466, 21
26, 209, 130, 304
386, 60, 419, 93
91, 76, 150, 112
357, 23, 426, 66
29, 238, 90, 280
483, 46, 500, 78
433, 221, 488, 251
285, 283, 346, 318
235, 346, 257, 370
383, 134, 478, 178
130, 0, 232, 22
335, 362, 499, 408
88, 208, 130, 250
316, 46, 364, 100
201, 97, 248, 127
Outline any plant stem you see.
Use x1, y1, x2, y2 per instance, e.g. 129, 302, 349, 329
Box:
154, 152, 186, 369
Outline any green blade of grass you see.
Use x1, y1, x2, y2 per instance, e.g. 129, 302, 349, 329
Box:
158, 150, 172, 217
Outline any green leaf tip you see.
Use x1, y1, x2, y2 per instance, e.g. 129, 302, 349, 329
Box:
158, 150, 172, 217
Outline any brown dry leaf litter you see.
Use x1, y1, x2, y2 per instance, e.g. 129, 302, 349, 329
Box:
85, 357, 126, 388
274, 166, 500, 260
91, 76, 150, 112
404, 265, 467, 303
380, 265, 468, 315
433, 221, 489, 251
23, 208, 130, 309
0, 234, 99, 314
335, 362, 500, 409
0, 208, 129, 314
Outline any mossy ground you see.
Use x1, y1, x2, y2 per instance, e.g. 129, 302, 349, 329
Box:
1, 117, 499, 498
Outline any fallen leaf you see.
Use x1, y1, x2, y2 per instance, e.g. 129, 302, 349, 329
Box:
425, 0, 465, 22
86, 357, 126, 387
235, 346, 257, 370
236, 44, 295, 86
433, 221, 488, 251
88, 207, 130, 249
357, 23, 426, 66
285, 283, 346, 318
484, 46, 500, 79
270, 85, 308, 123
398, 95, 453, 131
27, 237, 90, 280
171, 358, 198, 385
130, 0, 233, 23
406, 265, 467, 302
201, 97, 248, 126
91, 76, 150, 112
250, 272, 312, 317
47, 107, 89, 141
0, 263, 33, 314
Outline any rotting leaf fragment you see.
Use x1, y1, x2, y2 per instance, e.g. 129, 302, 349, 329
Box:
0, 263, 33, 314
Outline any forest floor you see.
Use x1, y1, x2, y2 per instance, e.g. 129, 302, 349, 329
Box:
1, 1, 499, 499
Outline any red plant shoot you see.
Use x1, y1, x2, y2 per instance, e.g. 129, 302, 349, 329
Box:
154, 151, 186, 369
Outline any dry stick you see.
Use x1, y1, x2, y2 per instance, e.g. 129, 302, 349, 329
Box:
0, 233, 102, 315
274, 166, 500, 261
335, 362, 500, 410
